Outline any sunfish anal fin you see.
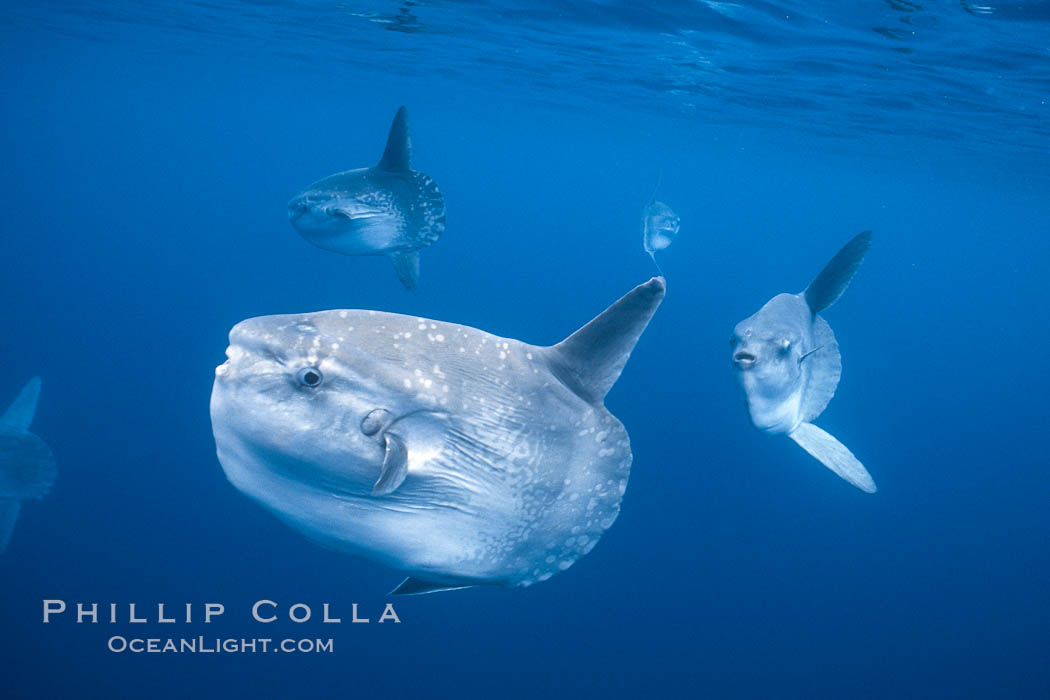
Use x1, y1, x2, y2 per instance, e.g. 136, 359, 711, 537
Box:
803, 230, 872, 313
788, 422, 876, 493
547, 276, 666, 404
372, 432, 409, 497
389, 250, 420, 290
0, 500, 21, 554
1, 376, 41, 432
377, 106, 411, 172
389, 576, 476, 596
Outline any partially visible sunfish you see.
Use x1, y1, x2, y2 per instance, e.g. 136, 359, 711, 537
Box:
730, 231, 876, 493
287, 106, 446, 290
210, 278, 666, 594
642, 183, 679, 275
0, 377, 57, 552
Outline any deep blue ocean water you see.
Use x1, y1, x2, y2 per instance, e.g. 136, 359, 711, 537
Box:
1, 2, 1048, 697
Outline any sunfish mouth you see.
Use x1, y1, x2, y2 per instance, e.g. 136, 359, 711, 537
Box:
287, 195, 310, 214
733, 350, 757, 368
214, 346, 236, 378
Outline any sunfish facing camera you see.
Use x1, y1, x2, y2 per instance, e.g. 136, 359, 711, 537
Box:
642, 179, 679, 275
643, 201, 679, 267
731, 231, 876, 493
0, 377, 57, 552
287, 106, 445, 290
210, 278, 666, 594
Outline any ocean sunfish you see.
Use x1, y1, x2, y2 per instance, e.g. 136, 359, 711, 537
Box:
730, 231, 875, 493
0, 377, 57, 552
642, 195, 679, 275
287, 106, 446, 290
210, 278, 666, 594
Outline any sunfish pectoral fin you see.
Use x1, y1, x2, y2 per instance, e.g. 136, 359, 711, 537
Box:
0, 500, 21, 554
389, 576, 476, 596
788, 422, 876, 493
377, 105, 411, 172
546, 276, 666, 404
372, 432, 409, 496
1, 376, 42, 432
389, 249, 420, 290
803, 230, 872, 313
798, 345, 823, 364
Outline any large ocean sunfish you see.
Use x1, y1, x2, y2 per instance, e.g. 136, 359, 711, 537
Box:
210, 278, 666, 594
731, 231, 876, 493
0, 377, 57, 552
287, 106, 446, 290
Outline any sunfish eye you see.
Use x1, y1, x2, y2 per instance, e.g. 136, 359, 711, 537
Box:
778, 338, 792, 354
296, 367, 323, 388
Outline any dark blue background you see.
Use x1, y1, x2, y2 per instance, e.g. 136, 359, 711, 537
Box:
1, 3, 1048, 698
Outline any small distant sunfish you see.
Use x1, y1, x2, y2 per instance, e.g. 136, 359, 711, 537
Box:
730, 231, 876, 493
642, 195, 679, 275
287, 106, 446, 290
211, 278, 666, 594
0, 377, 56, 552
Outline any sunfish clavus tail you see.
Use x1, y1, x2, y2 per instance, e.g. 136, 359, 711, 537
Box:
731, 231, 876, 493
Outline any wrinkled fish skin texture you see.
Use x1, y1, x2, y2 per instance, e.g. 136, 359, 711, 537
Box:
211, 311, 633, 588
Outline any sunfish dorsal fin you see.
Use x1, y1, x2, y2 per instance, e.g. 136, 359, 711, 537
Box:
546, 277, 666, 404
377, 106, 411, 172
1, 376, 42, 432
390, 576, 475, 595
803, 231, 872, 313
788, 422, 876, 493
0, 501, 21, 553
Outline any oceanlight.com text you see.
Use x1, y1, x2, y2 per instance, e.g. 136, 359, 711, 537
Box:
107, 636, 334, 654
